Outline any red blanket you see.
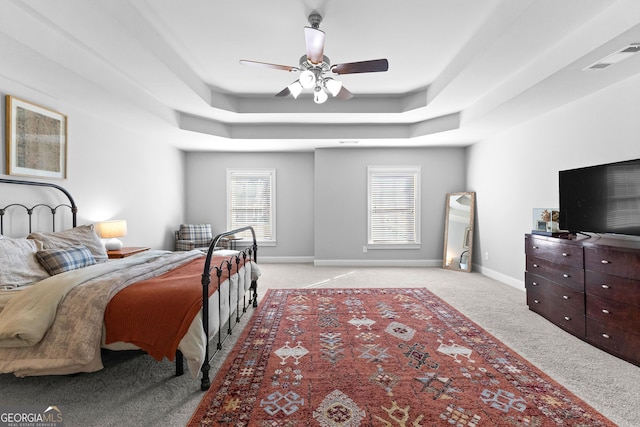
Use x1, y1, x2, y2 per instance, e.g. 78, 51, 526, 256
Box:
104, 255, 244, 361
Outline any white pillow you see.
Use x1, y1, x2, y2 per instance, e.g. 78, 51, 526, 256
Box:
28, 224, 108, 263
0, 237, 50, 287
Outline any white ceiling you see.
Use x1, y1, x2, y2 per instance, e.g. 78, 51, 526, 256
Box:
1, 0, 639, 151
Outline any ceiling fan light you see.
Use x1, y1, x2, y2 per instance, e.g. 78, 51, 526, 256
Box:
288, 81, 303, 98
314, 87, 328, 104
299, 70, 316, 89
324, 78, 343, 97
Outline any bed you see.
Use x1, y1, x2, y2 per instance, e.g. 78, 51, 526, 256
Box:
0, 178, 259, 390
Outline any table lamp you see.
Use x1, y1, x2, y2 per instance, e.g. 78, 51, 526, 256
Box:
96, 220, 127, 250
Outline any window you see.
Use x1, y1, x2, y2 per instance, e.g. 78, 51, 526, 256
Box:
227, 169, 276, 245
367, 166, 420, 247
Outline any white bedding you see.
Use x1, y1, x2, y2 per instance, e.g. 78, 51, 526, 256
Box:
0, 249, 257, 378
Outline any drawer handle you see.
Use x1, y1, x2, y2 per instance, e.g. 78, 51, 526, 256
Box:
562, 252, 568, 257
601, 284, 610, 289
564, 316, 571, 321
532, 281, 538, 286
562, 295, 569, 300
534, 299, 540, 304
601, 260, 610, 264
563, 274, 570, 278
602, 333, 610, 339
532, 246, 539, 249
602, 309, 610, 314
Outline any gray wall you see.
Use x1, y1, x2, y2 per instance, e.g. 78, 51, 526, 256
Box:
314, 147, 466, 265
184, 147, 467, 265
467, 73, 640, 288
184, 151, 315, 261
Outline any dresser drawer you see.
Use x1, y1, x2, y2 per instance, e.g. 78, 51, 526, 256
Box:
586, 294, 640, 327
526, 256, 584, 291
584, 246, 640, 279
526, 274, 584, 316
585, 271, 640, 308
525, 236, 583, 267
586, 318, 640, 364
526, 275, 585, 337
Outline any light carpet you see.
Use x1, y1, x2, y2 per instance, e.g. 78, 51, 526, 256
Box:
0, 265, 638, 426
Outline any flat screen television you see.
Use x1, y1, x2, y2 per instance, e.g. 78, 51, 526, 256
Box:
559, 159, 640, 236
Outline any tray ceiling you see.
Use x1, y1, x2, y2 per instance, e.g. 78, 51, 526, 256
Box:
1, 0, 639, 151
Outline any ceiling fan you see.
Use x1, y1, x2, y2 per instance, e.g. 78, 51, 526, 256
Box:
239, 12, 389, 104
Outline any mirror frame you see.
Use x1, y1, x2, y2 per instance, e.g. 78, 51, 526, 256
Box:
442, 192, 476, 272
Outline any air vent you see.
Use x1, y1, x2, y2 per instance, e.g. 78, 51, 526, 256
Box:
584, 43, 640, 70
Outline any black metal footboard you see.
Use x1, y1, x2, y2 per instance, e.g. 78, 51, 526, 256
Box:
198, 226, 259, 391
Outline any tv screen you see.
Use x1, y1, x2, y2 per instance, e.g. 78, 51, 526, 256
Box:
559, 159, 640, 236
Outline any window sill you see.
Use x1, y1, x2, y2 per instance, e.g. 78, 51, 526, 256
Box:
366, 243, 420, 250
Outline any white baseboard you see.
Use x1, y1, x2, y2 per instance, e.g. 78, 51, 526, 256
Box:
256, 258, 525, 292
313, 259, 441, 267
474, 264, 524, 291
258, 257, 440, 267
258, 256, 315, 264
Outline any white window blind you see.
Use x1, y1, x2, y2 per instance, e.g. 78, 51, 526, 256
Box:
227, 169, 276, 243
368, 166, 420, 245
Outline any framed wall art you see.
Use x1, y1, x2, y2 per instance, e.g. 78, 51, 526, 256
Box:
5, 95, 68, 179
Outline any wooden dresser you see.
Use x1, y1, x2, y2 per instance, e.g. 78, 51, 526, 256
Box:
525, 233, 640, 366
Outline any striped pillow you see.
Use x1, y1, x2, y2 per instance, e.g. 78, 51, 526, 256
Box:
178, 224, 212, 247
36, 245, 97, 276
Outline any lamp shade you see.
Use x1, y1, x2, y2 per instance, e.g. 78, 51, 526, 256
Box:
313, 86, 328, 104
299, 70, 316, 89
96, 220, 127, 250
324, 78, 343, 97
96, 220, 127, 238
287, 80, 303, 99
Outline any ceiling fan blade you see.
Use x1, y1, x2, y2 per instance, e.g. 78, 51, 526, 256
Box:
239, 60, 298, 72
304, 27, 325, 64
335, 86, 354, 100
331, 59, 389, 74
275, 87, 291, 97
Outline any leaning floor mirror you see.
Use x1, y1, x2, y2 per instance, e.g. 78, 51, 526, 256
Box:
443, 192, 475, 272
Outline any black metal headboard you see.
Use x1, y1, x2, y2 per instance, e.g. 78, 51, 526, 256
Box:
0, 178, 77, 235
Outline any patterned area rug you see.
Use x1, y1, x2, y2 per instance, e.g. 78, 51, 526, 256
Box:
188, 288, 614, 426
